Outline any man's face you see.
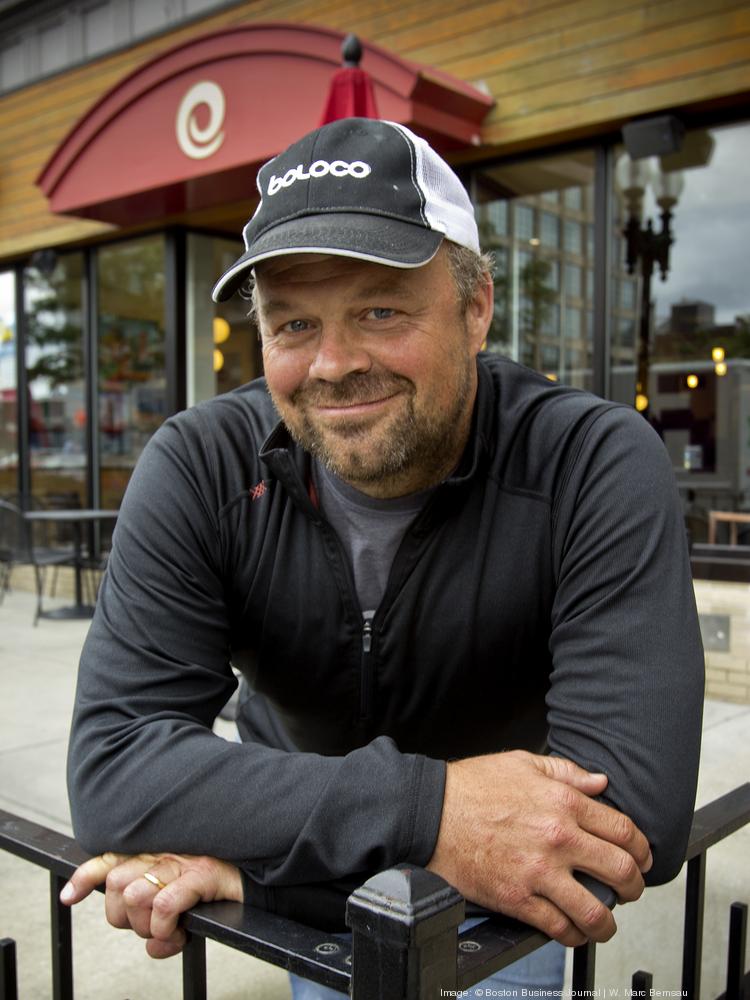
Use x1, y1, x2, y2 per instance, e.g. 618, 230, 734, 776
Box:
254, 246, 491, 498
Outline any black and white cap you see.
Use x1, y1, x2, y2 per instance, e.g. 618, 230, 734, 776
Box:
211, 117, 480, 302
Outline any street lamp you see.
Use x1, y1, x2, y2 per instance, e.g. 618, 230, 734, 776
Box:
615, 154, 684, 419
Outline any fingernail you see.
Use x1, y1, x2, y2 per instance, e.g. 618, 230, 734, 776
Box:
59, 882, 75, 903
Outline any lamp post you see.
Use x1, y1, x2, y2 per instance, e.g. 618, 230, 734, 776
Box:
615, 155, 684, 419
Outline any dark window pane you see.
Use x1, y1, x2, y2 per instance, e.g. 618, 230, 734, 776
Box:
24, 253, 86, 508
473, 150, 594, 390
515, 203, 534, 241
98, 235, 166, 511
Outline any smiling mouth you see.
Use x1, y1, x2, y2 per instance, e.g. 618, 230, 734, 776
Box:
313, 392, 401, 417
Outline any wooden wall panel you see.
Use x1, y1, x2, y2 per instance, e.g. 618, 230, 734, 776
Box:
1, 0, 749, 262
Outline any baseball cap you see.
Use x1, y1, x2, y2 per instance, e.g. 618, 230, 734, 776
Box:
211, 117, 480, 302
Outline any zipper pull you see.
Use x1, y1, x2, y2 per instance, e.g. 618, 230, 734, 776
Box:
362, 619, 372, 652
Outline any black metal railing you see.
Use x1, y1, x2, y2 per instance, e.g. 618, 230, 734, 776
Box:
1, 783, 748, 1000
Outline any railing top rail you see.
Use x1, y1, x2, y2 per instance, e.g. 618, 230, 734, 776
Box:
0, 808, 351, 989
1, 782, 749, 990
686, 782, 750, 860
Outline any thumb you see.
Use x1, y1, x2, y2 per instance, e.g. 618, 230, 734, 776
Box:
58, 852, 131, 906
536, 755, 608, 795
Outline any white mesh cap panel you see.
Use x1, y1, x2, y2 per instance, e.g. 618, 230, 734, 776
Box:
388, 122, 480, 253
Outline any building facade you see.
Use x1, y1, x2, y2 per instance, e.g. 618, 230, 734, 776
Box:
1, 0, 750, 695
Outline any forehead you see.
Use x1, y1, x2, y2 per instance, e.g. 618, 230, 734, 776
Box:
253, 249, 448, 296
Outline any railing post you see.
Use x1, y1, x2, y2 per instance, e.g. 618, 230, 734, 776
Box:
572, 941, 596, 992
632, 969, 653, 993
726, 902, 748, 1000
682, 852, 706, 1000
346, 864, 464, 999
50, 873, 73, 1000
182, 933, 207, 1000
0, 938, 18, 1000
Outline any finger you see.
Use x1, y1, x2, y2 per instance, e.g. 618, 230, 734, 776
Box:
120, 870, 171, 939
575, 796, 653, 874
145, 930, 187, 960
59, 852, 132, 906
103, 856, 159, 930
148, 859, 243, 942
541, 871, 618, 943
535, 755, 608, 796
149, 873, 205, 942
115, 857, 187, 938
564, 831, 645, 904
512, 893, 588, 948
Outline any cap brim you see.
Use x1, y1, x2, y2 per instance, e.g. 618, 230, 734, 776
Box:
211, 213, 444, 302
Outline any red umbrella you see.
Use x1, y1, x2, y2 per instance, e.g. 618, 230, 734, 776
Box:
319, 34, 379, 124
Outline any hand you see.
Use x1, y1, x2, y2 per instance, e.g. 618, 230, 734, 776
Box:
59, 852, 243, 958
426, 750, 653, 947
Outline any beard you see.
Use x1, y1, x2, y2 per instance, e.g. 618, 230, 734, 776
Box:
269, 360, 475, 492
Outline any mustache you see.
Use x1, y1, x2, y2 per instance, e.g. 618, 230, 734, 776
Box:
292, 372, 413, 407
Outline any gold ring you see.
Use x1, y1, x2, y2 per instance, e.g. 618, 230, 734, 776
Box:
143, 872, 167, 890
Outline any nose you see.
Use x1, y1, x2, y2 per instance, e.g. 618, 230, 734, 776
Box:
308, 323, 371, 382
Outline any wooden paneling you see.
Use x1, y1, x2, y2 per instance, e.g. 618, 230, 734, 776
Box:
1, 0, 749, 262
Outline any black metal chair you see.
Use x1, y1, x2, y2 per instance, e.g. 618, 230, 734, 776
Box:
40, 491, 108, 602
0, 497, 78, 625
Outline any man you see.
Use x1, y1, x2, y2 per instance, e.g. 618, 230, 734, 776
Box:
61, 118, 703, 996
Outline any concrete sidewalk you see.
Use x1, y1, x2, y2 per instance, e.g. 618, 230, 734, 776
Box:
0, 587, 748, 998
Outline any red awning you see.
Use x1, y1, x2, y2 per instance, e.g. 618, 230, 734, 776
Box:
37, 23, 493, 226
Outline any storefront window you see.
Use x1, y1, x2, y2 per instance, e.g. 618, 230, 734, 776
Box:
473, 150, 595, 388
0, 271, 16, 496
610, 121, 750, 540
186, 233, 263, 406
98, 235, 166, 510
24, 252, 86, 507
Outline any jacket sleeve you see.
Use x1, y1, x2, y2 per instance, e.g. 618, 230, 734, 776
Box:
67, 414, 445, 887
546, 404, 704, 884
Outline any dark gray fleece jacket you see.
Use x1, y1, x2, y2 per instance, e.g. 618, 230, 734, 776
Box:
67, 353, 704, 926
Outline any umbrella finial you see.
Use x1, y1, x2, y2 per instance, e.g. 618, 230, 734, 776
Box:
341, 33, 362, 68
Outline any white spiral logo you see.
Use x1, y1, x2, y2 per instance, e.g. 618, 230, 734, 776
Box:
175, 81, 225, 160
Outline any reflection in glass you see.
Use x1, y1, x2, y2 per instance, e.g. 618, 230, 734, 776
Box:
565, 264, 582, 298
186, 233, 263, 406
98, 236, 166, 510
24, 253, 86, 507
610, 121, 750, 538
0, 271, 16, 496
474, 150, 595, 389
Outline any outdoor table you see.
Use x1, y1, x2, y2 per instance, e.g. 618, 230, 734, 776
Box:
22, 508, 119, 619
707, 509, 750, 545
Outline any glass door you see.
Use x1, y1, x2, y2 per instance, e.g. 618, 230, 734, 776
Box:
97, 235, 167, 511
186, 233, 263, 406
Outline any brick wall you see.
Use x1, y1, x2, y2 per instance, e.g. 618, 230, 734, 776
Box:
694, 579, 750, 705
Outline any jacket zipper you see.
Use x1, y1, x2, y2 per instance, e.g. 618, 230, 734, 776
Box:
360, 618, 374, 721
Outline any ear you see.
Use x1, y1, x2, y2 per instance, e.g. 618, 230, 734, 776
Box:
464, 273, 494, 356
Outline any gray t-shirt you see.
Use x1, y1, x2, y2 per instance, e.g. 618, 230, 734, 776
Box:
312, 460, 435, 618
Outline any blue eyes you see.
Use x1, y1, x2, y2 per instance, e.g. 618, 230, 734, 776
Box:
286, 319, 310, 333
279, 309, 396, 335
